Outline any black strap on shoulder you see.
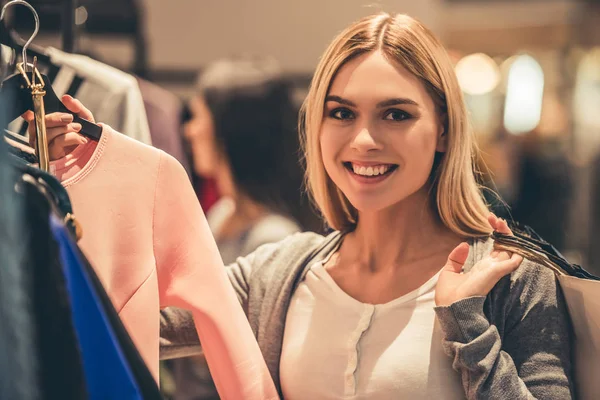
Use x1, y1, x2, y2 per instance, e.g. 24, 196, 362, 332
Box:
496, 222, 599, 280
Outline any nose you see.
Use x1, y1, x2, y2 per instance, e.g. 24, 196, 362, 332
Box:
350, 126, 383, 153
184, 118, 202, 141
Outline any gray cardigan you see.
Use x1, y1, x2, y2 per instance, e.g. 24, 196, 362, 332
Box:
160, 231, 574, 399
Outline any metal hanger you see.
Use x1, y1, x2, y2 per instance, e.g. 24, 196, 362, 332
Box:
0, 0, 39, 73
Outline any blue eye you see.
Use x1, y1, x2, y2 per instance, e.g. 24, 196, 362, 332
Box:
383, 109, 411, 121
329, 108, 355, 120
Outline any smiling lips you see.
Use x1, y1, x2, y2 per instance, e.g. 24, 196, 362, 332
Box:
343, 162, 398, 179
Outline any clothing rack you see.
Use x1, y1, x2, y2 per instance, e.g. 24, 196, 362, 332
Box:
2, 0, 79, 53
7, 0, 147, 75
61, 0, 77, 53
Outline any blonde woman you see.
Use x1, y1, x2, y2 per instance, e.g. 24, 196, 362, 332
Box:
41, 13, 573, 400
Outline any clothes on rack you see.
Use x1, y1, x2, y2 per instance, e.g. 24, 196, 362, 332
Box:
0, 138, 38, 400
7, 149, 84, 240
3, 45, 194, 177
51, 214, 143, 400
5, 133, 37, 163
0, 2, 238, 396
45, 47, 152, 145
51, 124, 275, 398
3, 46, 151, 145
28, 161, 163, 399
19, 174, 88, 400
67, 226, 164, 400
3, 152, 163, 399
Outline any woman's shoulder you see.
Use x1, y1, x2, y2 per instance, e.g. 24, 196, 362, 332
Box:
469, 236, 557, 277
227, 230, 339, 293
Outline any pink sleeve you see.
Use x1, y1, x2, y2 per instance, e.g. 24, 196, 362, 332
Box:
152, 152, 278, 400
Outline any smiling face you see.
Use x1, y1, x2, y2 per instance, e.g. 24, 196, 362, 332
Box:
319, 50, 447, 214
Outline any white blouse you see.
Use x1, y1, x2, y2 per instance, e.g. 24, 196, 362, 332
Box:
279, 262, 465, 400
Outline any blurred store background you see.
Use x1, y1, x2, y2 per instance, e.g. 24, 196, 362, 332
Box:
5, 0, 600, 274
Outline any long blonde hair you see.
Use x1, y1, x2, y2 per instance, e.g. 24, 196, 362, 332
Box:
299, 13, 492, 238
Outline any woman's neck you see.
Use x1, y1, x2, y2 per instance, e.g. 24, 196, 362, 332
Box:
339, 189, 461, 273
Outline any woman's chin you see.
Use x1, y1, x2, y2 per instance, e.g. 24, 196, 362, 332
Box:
345, 195, 398, 215
344, 188, 426, 217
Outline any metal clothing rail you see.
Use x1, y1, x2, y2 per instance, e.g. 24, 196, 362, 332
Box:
61, 0, 77, 53
1, 0, 79, 52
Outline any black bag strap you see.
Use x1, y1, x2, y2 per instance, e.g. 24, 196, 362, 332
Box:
493, 223, 599, 281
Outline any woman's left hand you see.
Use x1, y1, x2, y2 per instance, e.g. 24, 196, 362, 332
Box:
22, 95, 94, 160
435, 214, 524, 307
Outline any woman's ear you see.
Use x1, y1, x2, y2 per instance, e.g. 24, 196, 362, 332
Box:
435, 113, 448, 153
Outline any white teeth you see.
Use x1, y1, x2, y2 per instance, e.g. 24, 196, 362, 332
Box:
351, 163, 391, 177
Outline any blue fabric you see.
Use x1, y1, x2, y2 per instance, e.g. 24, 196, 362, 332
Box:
50, 215, 142, 400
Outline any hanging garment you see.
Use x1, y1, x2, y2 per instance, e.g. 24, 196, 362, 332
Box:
12, 146, 162, 399
0, 137, 38, 400
3, 50, 117, 141
9, 159, 80, 239
68, 227, 164, 400
45, 47, 152, 145
51, 124, 276, 399
50, 214, 143, 400
20, 175, 88, 400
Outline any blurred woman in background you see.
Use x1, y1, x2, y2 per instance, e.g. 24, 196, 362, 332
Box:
185, 57, 321, 246
169, 57, 320, 399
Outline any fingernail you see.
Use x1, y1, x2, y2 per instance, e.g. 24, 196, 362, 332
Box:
61, 114, 74, 122
72, 123, 82, 131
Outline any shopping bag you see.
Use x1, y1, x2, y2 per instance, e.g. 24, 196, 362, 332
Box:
558, 275, 600, 400
493, 227, 600, 400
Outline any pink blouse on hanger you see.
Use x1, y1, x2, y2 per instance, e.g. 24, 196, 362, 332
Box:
50, 125, 277, 400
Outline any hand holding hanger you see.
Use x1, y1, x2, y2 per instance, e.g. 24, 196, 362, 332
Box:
23, 94, 97, 160
435, 214, 524, 307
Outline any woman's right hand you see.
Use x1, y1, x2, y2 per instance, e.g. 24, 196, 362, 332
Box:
22, 95, 96, 161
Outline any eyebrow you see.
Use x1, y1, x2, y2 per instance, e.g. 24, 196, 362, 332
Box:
325, 95, 419, 108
